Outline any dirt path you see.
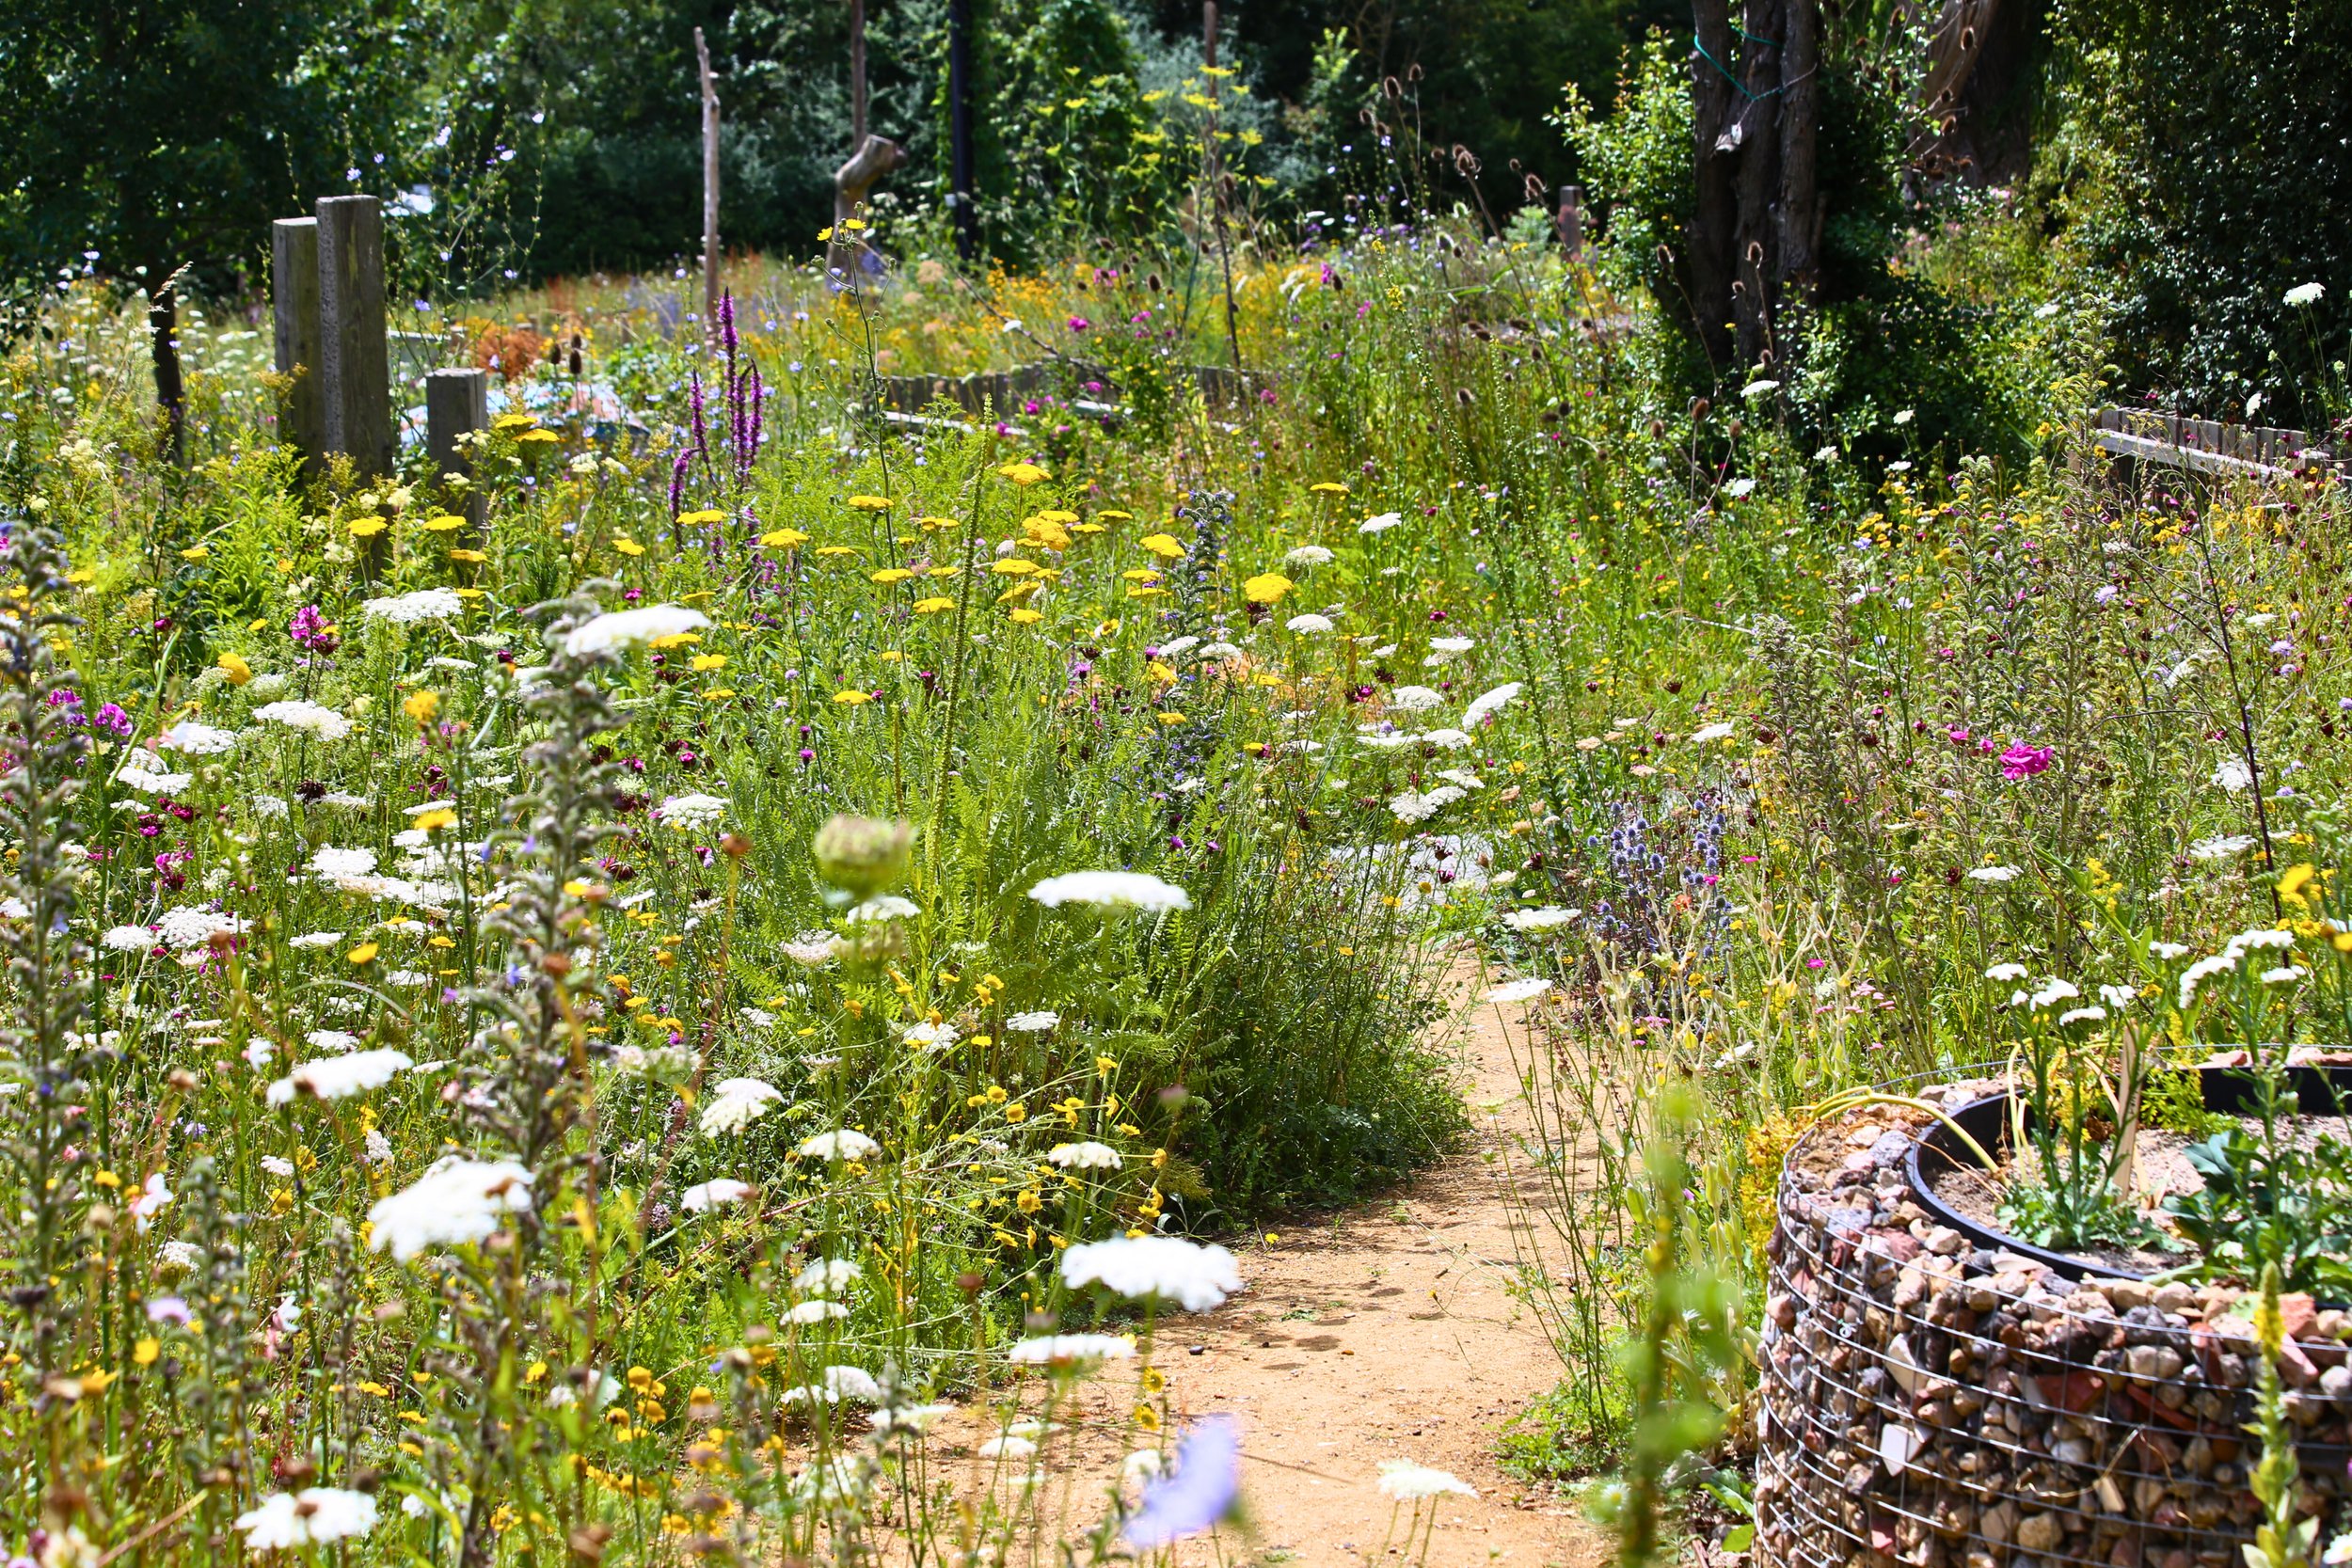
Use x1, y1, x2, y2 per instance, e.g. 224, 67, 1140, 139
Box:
978, 945, 1606, 1566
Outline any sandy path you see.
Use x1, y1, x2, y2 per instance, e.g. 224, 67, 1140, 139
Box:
968, 946, 1606, 1566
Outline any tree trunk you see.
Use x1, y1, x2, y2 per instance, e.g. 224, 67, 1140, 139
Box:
1730, 0, 1784, 367
1689, 0, 1821, 378
1778, 0, 1821, 305
148, 279, 184, 465
1689, 0, 1740, 372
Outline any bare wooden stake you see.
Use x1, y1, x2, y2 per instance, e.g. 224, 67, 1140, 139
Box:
697, 26, 721, 345
425, 368, 489, 546
850, 0, 868, 146
272, 217, 324, 476
315, 196, 391, 480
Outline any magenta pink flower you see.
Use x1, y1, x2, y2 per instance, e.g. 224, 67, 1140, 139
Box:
1999, 743, 2054, 781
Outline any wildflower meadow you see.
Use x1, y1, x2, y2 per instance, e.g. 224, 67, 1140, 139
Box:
5, 2, 2352, 1564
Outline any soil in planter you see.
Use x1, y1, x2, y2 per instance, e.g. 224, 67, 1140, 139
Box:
1920, 1114, 2350, 1275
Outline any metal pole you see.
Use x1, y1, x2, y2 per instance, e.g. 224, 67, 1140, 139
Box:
947, 0, 977, 261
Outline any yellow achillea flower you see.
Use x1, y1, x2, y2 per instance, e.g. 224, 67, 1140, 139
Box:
677, 508, 726, 526
833, 689, 875, 705
1138, 533, 1184, 560
1243, 572, 1293, 605
757, 528, 809, 547
1310, 481, 1349, 495
217, 652, 252, 685
847, 495, 892, 511
346, 942, 380, 966
1008, 608, 1043, 625
613, 538, 644, 557
421, 514, 467, 532
871, 568, 914, 584
997, 462, 1049, 485
914, 596, 955, 614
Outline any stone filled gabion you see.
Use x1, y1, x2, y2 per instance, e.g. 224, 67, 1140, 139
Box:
1758, 1081, 2352, 1568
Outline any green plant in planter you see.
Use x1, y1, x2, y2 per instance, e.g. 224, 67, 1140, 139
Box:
1987, 963, 2165, 1252
2160, 888, 2352, 1293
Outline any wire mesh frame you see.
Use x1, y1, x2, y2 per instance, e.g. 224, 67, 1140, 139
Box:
1756, 1093, 2352, 1568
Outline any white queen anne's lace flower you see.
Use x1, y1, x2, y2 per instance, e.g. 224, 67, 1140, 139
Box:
1285, 612, 1335, 633
362, 587, 465, 626
1459, 681, 1522, 730
564, 604, 711, 657
155, 721, 236, 755
1484, 977, 1551, 1005
1967, 864, 2023, 883
267, 1048, 414, 1105
1028, 871, 1191, 912
1283, 545, 1334, 567
1060, 1235, 1242, 1311
1377, 1460, 1476, 1500
701, 1078, 783, 1136
680, 1179, 753, 1212
1048, 1141, 1122, 1170
1502, 907, 1579, 933
1387, 685, 1443, 712
1009, 1333, 1136, 1365
796, 1128, 882, 1162
234, 1488, 379, 1549
1006, 1010, 1060, 1033
368, 1157, 533, 1260
256, 700, 355, 740
655, 792, 728, 829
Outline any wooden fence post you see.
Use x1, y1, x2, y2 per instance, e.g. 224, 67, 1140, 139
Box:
425, 368, 489, 544
272, 217, 324, 476
696, 27, 721, 343
1557, 185, 1586, 261
315, 196, 392, 480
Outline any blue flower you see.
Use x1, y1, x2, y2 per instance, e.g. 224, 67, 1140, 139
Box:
1123, 1415, 1242, 1548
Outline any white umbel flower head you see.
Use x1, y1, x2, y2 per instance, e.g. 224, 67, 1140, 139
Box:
564, 604, 712, 657
796, 1257, 863, 1293
2285, 282, 2326, 309
1005, 1009, 1060, 1033
1966, 864, 2022, 883
1359, 512, 1404, 534
796, 1128, 882, 1162
155, 721, 237, 755
1009, 1333, 1137, 1366
1377, 1460, 1476, 1500
267, 1048, 414, 1105
655, 792, 728, 829
1283, 545, 1335, 567
1387, 685, 1443, 712
1502, 907, 1580, 933
1029, 871, 1192, 912
1459, 681, 1522, 730
256, 700, 355, 740
1484, 977, 1551, 1005
368, 1157, 533, 1261
1061, 1235, 1243, 1311
362, 587, 465, 626
680, 1179, 754, 1212
1048, 1141, 1122, 1170
701, 1078, 784, 1136
782, 1365, 883, 1405
1285, 613, 1336, 634
234, 1488, 379, 1549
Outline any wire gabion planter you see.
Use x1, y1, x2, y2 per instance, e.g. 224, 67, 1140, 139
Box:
1756, 1076, 2352, 1568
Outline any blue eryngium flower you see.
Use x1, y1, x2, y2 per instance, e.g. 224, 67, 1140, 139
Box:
1123, 1415, 1242, 1547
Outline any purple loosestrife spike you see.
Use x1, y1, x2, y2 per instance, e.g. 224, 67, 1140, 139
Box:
669, 450, 690, 519
1122, 1415, 1243, 1547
